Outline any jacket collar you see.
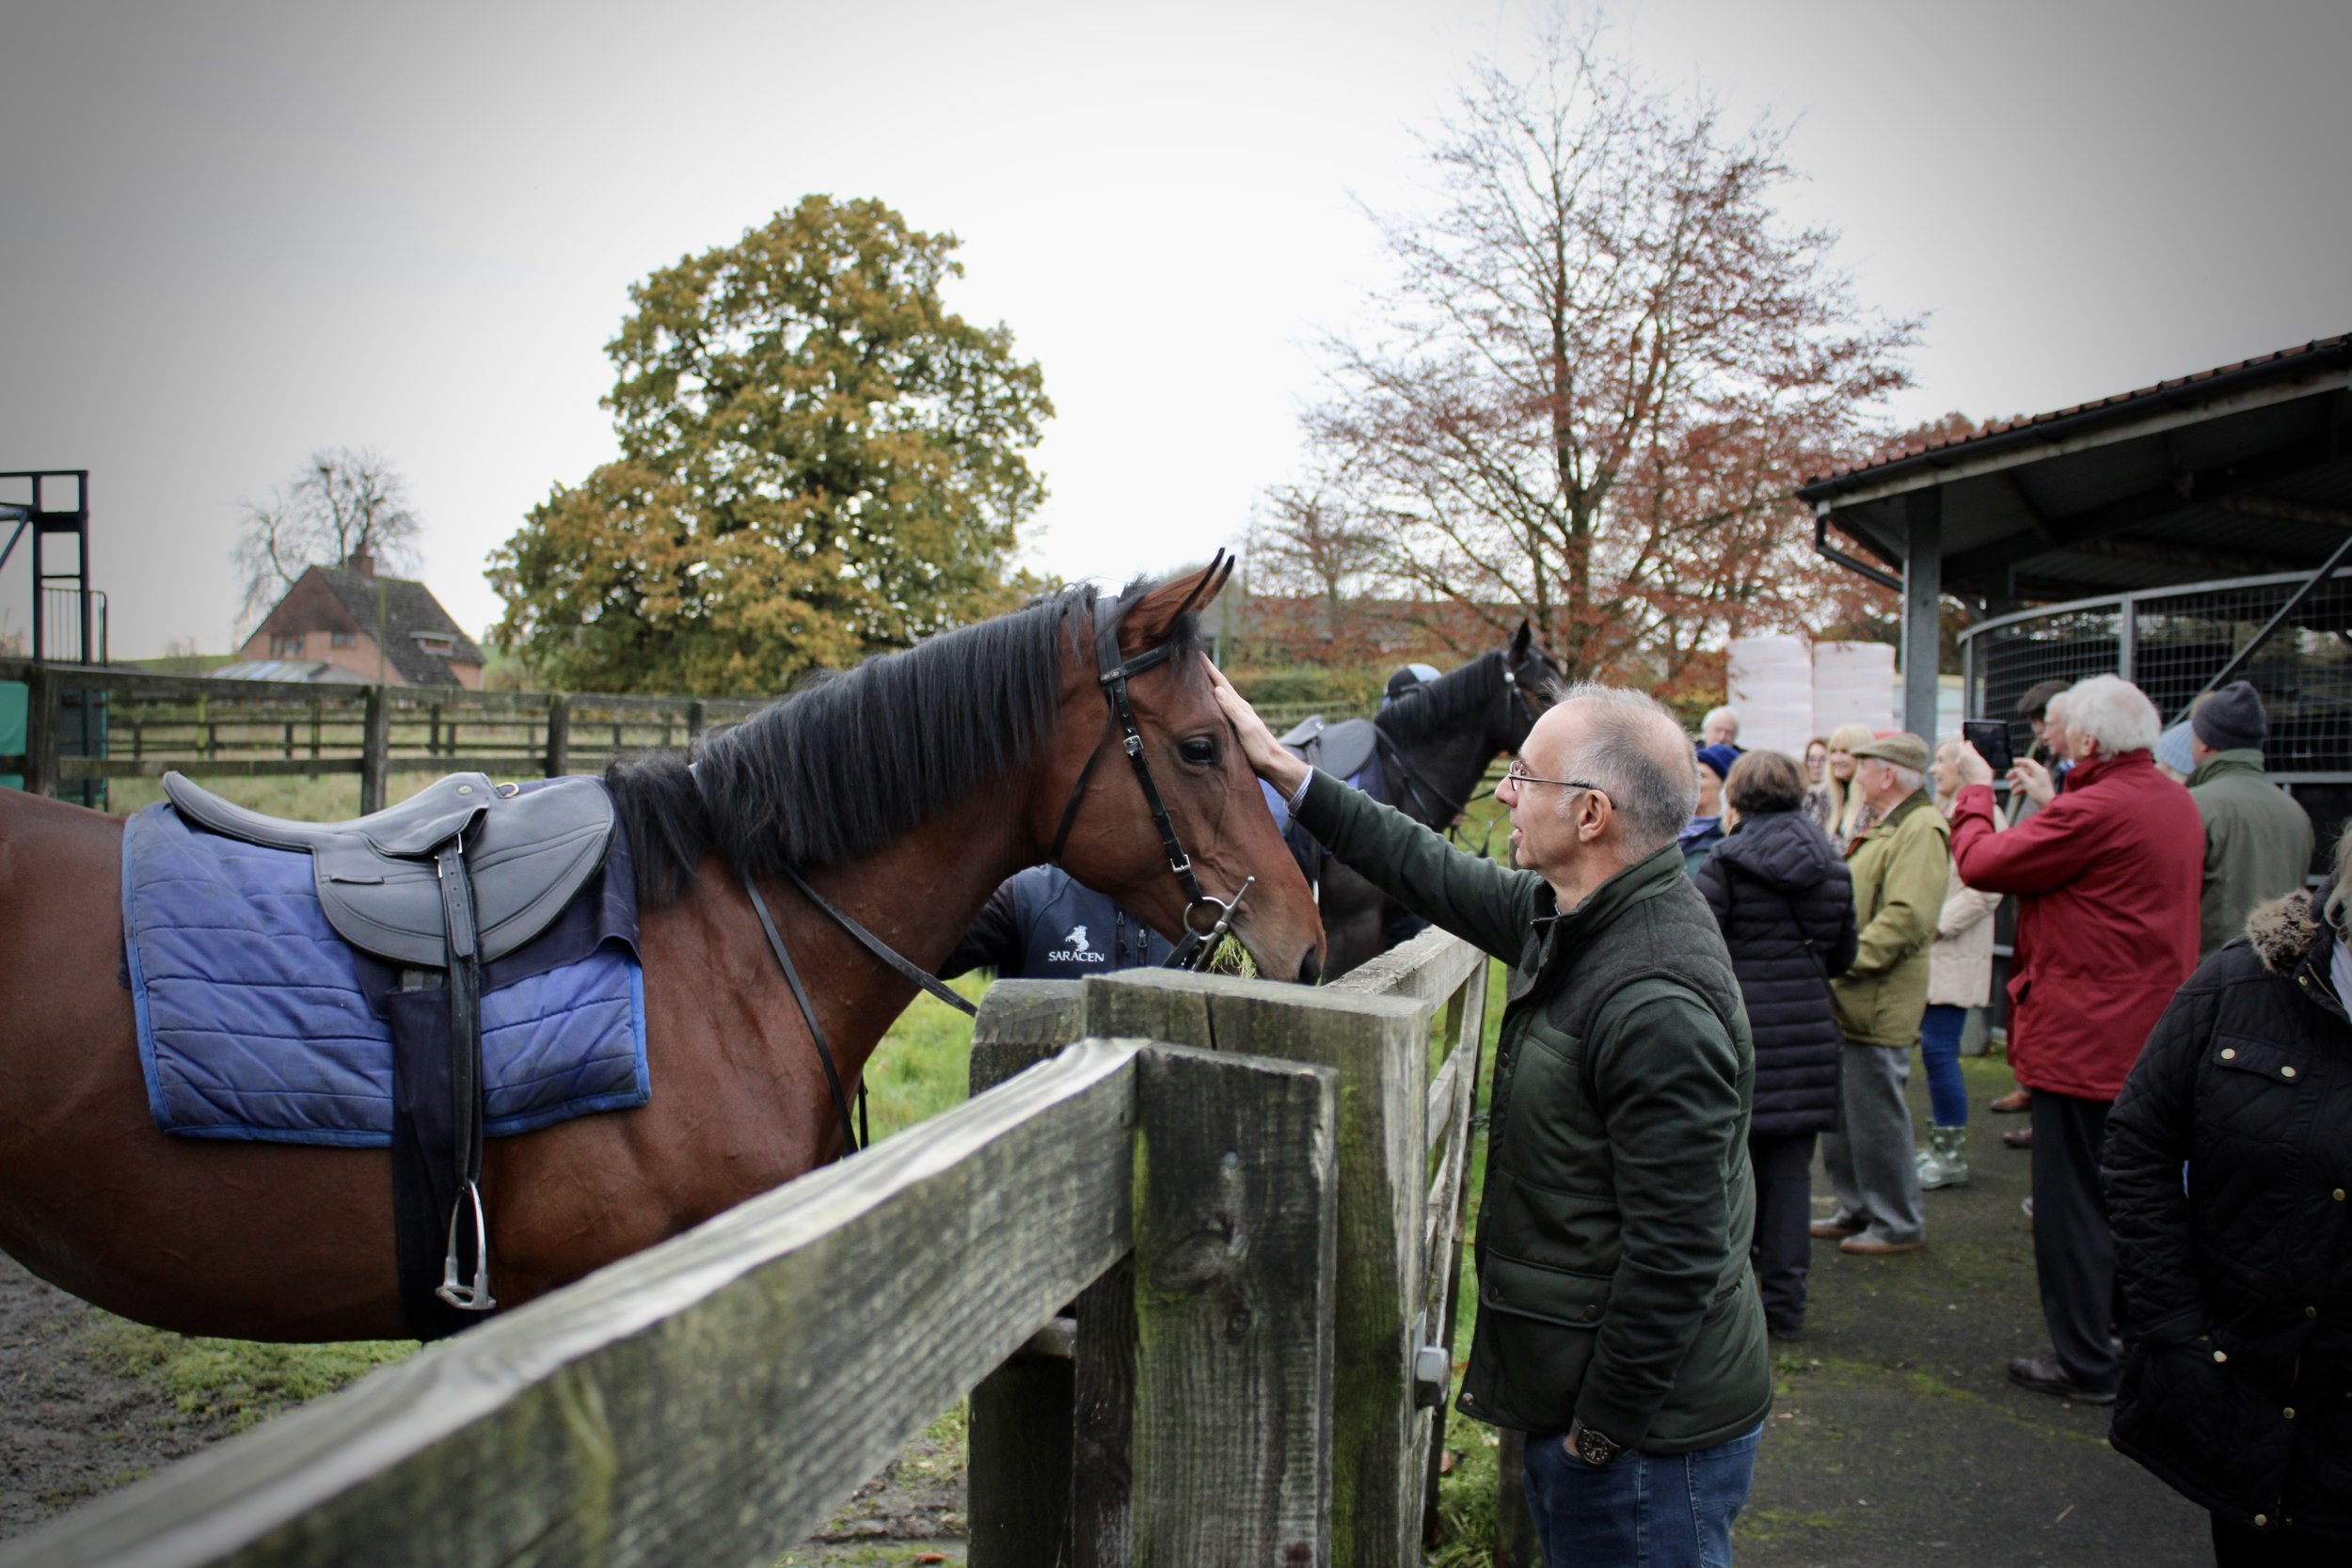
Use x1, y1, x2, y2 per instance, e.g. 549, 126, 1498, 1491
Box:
2061, 748, 2156, 792
2186, 749, 2267, 788
1851, 788, 1928, 847
1536, 841, 1686, 955
2248, 875, 2351, 1025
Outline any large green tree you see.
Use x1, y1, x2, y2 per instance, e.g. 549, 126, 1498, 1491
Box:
490, 195, 1053, 693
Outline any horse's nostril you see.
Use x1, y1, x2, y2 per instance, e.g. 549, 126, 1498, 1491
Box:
1298, 949, 1323, 986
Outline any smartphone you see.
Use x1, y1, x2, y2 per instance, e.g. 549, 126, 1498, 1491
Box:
1961, 719, 2013, 776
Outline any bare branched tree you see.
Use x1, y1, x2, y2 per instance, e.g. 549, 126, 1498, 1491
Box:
232, 448, 422, 637
1305, 22, 1917, 692
1248, 486, 1390, 641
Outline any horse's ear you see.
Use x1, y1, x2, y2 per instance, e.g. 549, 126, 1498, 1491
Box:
1511, 619, 1533, 660
1122, 552, 1232, 651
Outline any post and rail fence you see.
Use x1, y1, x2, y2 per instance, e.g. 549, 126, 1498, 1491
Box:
0, 659, 1336, 813
0, 926, 1501, 1568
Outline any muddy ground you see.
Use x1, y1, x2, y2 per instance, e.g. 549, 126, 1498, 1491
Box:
0, 1253, 966, 1563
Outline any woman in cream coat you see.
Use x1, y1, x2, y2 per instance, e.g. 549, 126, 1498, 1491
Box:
1918, 736, 2003, 1188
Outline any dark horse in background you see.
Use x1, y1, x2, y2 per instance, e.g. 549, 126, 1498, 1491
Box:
1292, 622, 1564, 978
0, 562, 1324, 1342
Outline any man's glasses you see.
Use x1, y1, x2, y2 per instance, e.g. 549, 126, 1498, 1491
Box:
1502, 760, 1610, 801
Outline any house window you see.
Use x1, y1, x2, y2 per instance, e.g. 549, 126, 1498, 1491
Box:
414, 633, 455, 657
331, 631, 356, 649
269, 632, 305, 657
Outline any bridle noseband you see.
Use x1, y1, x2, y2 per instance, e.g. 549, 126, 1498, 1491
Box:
1047, 585, 1253, 972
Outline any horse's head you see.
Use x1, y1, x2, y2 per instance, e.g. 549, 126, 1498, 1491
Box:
1039, 559, 1327, 985
1495, 619, 1568, 755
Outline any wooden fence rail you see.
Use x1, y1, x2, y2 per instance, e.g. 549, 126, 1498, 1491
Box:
0, 1037, 1341, 1568
0, 660, 771, 810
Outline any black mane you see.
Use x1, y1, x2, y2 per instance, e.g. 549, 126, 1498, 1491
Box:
609, 574, 1212, 908
1374, 650, 1505, 746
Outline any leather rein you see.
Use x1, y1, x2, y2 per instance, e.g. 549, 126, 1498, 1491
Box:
738, 578, 1248, 1161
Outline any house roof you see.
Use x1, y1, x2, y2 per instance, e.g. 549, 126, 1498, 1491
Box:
1797, 333, 2352, 601
309, 566, 485, 686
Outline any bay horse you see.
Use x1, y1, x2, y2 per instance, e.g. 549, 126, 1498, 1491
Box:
0, 562, 1324, 1342
1311, 624, 1564, 977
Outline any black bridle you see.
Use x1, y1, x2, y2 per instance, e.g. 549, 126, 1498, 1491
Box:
1046, 574, 1253, 972
1375, 645, 1561, 829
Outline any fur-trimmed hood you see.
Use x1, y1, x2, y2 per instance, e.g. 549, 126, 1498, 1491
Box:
2246, 874, 2337, 976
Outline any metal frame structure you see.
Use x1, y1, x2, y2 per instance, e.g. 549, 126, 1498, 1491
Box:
1, 470, 107, 806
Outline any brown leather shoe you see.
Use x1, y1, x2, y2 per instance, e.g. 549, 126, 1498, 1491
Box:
2002, 1128, 2034, 1150
1991, 1088, 2032, 1113
1840, 1233, 1926, 1256
1809, 1215, 1864, 1239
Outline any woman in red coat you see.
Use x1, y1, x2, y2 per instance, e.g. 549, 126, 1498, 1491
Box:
1951, 674, 2202, 1403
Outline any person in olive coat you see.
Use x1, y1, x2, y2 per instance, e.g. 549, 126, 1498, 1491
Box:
1696, 751, 1858, 1338
2184, 680, 2313, 959
2104, 822, 2352, 1565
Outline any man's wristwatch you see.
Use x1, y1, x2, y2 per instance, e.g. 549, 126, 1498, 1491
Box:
1567, 1418, 1624, 1467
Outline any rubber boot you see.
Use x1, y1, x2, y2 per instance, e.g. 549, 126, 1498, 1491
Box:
1916, 1124, 1971, 1190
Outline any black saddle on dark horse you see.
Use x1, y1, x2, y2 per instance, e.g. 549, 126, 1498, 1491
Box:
164, 769, 615, 1335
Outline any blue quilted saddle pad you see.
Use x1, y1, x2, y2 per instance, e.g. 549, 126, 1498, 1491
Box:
121, 800, 650, 1147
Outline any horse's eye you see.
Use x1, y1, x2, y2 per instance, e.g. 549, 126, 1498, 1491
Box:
1179, 737, 1219, 768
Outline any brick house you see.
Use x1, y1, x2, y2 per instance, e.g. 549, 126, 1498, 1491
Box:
236, 547, 485, 689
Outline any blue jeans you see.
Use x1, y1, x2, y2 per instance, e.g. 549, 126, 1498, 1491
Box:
1523, 1423, 1763, 1568
1918, 1004, 1970, 1128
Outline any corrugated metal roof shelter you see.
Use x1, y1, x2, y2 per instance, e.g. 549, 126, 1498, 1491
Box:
1797, 333, 2352, 736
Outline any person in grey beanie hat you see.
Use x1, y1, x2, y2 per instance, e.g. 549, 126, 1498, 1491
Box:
2189, 680, 2268, 753
2185, 682, 2312, 958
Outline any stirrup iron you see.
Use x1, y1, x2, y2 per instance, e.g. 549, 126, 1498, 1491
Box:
436, 1180, 497, 1312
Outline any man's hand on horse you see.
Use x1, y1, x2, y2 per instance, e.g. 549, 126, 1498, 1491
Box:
1206, 660, 1311, 798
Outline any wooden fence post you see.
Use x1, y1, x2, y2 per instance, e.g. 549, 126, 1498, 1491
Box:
1082, 971, 1429, 1568
967, 982, 1089, 1568
1121, 1043, 1338, 1567
543, 692, 571, 778
359, 687, 389, 815
24, 665, 60, 798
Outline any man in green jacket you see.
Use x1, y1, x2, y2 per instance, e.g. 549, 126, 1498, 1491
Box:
1813, 733, 1949, 1256
1210, 668, 1770, 1568
2185, 681, 2313, 958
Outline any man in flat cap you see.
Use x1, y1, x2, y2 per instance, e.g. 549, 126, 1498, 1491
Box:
2185, 680, 2313, 958
1814, 732, 1948, 1257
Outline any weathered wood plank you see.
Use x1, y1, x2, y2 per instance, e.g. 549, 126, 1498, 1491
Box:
1125, 1044, 1338, 1567
966, 978, 1091, 1568
1418, 961, 1489, 1545
2, 1040, 1145, 1568
1325, 923, 1486, 1006
1083, 970, 1429, 1568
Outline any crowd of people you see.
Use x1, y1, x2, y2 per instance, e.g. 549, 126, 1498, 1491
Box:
959, 667, 2343, 1565
1680, 677, 2340, 1565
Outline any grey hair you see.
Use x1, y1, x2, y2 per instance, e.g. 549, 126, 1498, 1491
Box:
1881, 762, 1925, 794
1552, 683, 1698, 859
2064, 674, 2161, 756
1703, 705, 1739, 737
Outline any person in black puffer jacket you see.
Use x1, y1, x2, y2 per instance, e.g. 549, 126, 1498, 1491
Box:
1696, 750, 1859, 1339
2104, 825, 2352, 1565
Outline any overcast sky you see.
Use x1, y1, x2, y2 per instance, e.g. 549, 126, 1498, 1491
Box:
3, 0, 2345, 660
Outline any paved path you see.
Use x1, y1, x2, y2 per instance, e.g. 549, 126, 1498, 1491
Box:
1739, 1054, 2206, 1568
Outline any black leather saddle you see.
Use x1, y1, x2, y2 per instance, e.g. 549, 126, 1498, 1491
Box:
1279, 715, 1382, 784
163, 771, 614, 970
163, 769, 616, 1325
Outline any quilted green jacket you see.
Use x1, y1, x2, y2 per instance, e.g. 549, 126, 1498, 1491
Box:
1295, 771, 1772, 1452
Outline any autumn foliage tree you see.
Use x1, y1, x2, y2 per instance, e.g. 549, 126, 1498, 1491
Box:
490, 196, 1053, 694
1303, 27, 1918, 695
